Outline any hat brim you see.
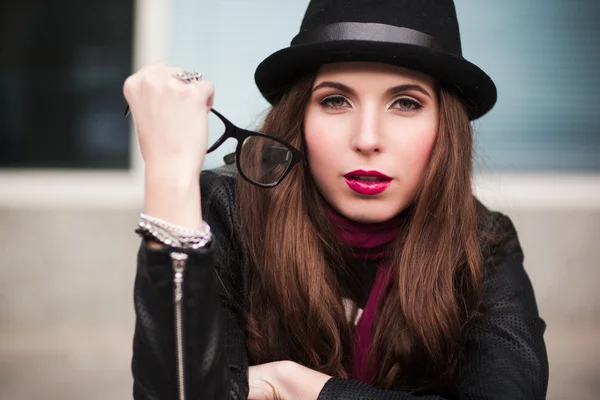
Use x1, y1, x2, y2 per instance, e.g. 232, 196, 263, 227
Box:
255, 40, 497, 120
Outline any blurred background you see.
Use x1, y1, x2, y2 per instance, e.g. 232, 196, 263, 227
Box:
0, 0, 599, 398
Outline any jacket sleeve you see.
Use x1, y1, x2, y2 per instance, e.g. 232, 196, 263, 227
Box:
131, 172, 249, 400
317, 213, 549, 400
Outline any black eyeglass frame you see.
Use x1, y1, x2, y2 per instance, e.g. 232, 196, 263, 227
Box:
125, 105, 304, 188
207, 108, 304, 188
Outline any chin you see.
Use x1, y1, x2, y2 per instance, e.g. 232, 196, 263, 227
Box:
335, 200, 403, 224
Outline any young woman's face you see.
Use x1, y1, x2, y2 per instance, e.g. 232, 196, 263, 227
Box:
304, 62, 439, 223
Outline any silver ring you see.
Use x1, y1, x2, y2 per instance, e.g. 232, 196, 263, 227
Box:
174, 71, 202, 83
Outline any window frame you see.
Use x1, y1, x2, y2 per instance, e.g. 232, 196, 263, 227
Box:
474, 173, 600, 211
0, 0, 171, 209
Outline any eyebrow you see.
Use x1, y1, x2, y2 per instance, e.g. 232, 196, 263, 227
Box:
312, 81, 432, 99
386, 84, 432, 99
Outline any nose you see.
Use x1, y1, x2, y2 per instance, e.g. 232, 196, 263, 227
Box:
350, 108, 382, 154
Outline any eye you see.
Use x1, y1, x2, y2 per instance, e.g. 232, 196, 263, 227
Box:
320, 95, 350, 109
393, 98, 422, 111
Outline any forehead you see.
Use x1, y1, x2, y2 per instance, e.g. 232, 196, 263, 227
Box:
314, 62, 436, 90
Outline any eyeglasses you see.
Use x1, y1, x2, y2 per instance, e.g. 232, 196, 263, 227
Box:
124, 106, 304, 188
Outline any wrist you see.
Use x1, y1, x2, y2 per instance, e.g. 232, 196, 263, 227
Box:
272, 361, 297, 399
145, 169, 199, 193
277, 361, 331, 400
144, 166, 203, 230
145, 162, 201, 187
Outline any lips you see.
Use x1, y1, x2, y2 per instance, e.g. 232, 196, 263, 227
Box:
344, 170, 392, 195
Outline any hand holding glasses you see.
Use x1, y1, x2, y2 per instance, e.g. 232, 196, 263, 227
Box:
125, 105, 304, 188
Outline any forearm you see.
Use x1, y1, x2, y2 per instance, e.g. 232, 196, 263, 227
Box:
280, 365, 444, 400
132, 242, 239, 399
276, 364, 437, 400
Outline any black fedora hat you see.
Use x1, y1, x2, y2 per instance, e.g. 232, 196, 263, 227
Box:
255, 0, 497, 120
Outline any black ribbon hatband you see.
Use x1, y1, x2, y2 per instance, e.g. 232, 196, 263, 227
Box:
291, 22, 447, 53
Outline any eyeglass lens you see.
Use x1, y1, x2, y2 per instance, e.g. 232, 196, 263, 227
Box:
207, 112, 293, 186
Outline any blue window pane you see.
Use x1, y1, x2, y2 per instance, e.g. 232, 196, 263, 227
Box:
456, 0, 600, 171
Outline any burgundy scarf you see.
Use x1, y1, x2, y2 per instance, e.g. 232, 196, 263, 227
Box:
326, 207, 403, 384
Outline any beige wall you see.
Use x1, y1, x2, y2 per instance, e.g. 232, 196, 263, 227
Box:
0, 207, 599, 398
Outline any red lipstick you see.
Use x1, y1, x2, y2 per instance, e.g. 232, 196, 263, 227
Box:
344, 170, 392, 195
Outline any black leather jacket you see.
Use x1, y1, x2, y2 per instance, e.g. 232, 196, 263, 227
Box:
132, 167, 549, 399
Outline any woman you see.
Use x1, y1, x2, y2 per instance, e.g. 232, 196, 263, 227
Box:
125, 0, 548, 399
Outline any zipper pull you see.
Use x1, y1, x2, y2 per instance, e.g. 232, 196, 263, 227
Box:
171, 252, 188, 302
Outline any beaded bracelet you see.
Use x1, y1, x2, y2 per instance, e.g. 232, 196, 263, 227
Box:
136, 213, 212, 250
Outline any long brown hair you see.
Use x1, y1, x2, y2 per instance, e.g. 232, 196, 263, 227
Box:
236, 74, 486, 394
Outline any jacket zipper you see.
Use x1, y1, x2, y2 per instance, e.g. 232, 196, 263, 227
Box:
171, 252, 188, 400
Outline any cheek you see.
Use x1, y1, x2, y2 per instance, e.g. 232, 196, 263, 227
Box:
396, 122, 438, 186
409, 128, 437, 167
304, 114, 340, 180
